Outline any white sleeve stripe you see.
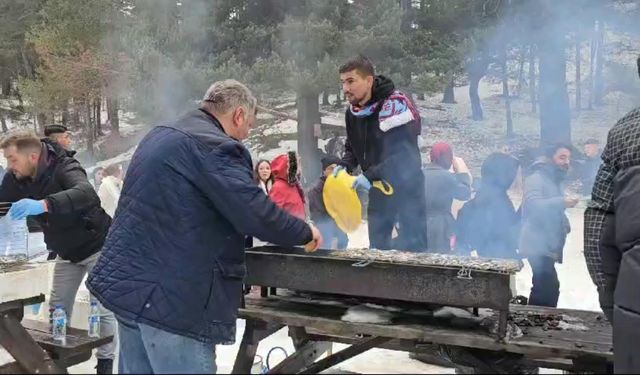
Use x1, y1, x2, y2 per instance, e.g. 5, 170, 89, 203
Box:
379, 110, 414, 132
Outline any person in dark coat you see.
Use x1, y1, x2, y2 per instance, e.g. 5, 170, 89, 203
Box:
520, 144, 578, 308
269, 151, 306, 220
423, 142, 472, 253
585, 55, 640, 373
0, 132, 115, 374
307, 155, 349, 250
44, 124, 72, 150
87, 80, 322, 374
325, 131, 345, 158
457, 153, 521, 259
336, 55, 427, 251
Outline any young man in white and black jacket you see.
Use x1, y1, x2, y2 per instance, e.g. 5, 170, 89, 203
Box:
337, 55, 428, 252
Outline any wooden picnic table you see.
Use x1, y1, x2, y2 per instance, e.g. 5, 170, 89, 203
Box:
0, 294, 113, 374
233, 293, 613, 374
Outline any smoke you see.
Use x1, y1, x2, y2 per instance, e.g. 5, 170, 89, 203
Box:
106, 0, 216, 123
472, 0, 640, 146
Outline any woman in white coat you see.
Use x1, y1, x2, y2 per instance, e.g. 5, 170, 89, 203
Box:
98, 164, 124, 218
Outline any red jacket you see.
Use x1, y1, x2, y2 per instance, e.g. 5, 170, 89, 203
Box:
269, 153, 306, 220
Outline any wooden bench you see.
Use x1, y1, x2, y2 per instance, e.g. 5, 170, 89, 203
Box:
0, 295, 113, 374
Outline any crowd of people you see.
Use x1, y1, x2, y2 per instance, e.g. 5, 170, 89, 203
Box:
0, 54, 638, 373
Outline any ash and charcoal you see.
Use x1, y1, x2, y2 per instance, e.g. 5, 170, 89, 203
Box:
509, 311, 589, 333
331, 248, 523, 274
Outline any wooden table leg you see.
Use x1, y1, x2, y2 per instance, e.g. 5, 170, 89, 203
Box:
299, 336, 390, 374
268, 340, 332, 374
0, 310, 65, 374
267, 327, 332, 374
232, 320, 284, 374
497, 310, 508, 342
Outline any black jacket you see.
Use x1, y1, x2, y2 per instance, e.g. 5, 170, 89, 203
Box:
307, 176, 330, 223
600, 165, 640, 372
457, 153, 520, 259
0, 140, 111, 262
339, 76, 422, 189
87, 109, 312, 345
583, 107, 640, 372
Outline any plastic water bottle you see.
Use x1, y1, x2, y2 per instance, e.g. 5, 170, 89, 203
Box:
52, 305, 67, 343
88, 301, 100, 338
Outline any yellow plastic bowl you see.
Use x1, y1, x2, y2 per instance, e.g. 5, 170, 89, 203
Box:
322, 170, 393, 233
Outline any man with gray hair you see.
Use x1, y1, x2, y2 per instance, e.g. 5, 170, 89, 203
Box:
87, 79, 322, 374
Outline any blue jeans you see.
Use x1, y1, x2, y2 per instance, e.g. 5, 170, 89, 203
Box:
116, 315, 216, 374
316, 219, 348, 250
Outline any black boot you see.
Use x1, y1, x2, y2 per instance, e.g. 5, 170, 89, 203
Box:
96, 359, 113, 375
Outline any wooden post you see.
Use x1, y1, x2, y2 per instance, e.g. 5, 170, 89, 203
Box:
231, 320, 283, 374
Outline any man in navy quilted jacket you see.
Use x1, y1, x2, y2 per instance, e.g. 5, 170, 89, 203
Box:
87, 80, 322, 374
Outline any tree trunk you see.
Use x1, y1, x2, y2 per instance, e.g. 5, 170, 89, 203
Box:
516, 47, 526, 97
95, 99, 102, 137
86, 99, 95, 160
322, 91, 330, 106
72, 102, 80, 127
399, 0, 412, 32
442, 75, 456, 104
417, 93, 425, 100
575, 38, 582, 111
296, 91, 321, 186
501, 51, 514, 137
20, 48, 35, 79
529, 45, 537, 114
16, 89, 23, 107
467, 52, 488, 121
62, 105, 70, 126
538, 35, 571, 145
107, 95, 120, 136
588, 21, 596, 110
594, 20, 605, 106
1, 79, 10, 97
336, 89, 343, 104
0, 111, 8, 133
36, 113, 47, 134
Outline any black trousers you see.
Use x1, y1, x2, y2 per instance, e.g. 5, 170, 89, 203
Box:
367, 182, 428, 252
528, 255, 560, 307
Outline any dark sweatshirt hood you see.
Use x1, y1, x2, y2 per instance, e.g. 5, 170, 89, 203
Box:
481, 153, 520, 191
369, 75, 395, 104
